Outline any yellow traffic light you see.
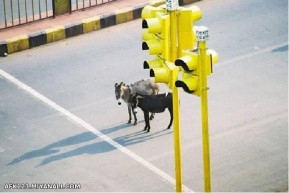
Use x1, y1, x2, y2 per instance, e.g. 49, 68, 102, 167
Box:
142, 29, 154, 40
175, 48, 217, 95
150, 61, 177, 89
175, 50, 200, 95
175, 73, 198, 94
206, 49, 219, 75
150, 66, 170, 83
175, 50, 198, 72
177, 5, 202, 52
142, 12, 170, 60
143, 57, 163, 69
208, 49, 219, 65
141, 5, 165, 19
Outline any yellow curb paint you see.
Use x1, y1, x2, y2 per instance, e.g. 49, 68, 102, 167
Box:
115, 8, 133, 24
6, 35, 29, 54
45, 26, 66, 43
82, 16, 101, 33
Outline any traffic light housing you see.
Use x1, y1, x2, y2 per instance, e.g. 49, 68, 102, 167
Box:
175, 50, 200, 95
175, 49, 218, 95
143, 57, 164, 69
150, 61, 178, 89
142, 8, 170, 60
177, 6, 202, 52
141, 5, 166, 19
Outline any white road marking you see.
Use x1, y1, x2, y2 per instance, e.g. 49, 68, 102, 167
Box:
0, 69, 193, 192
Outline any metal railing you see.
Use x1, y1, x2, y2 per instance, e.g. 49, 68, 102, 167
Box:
0, 0, 54, 29
71, 0, 116, 12
0, 0, 117, 30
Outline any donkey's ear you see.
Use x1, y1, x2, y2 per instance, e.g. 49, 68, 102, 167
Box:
115, 83, 118, 87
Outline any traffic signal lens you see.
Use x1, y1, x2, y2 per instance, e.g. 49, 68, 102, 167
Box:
142, 18, 162, 33
142, 20, 149, 28
150, 69, 155, 77
142, 42, 149, 50
144, 61, 150, 69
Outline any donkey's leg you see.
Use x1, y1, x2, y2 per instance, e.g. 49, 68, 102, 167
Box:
143, 111, 150, 131
149, 113, 155, 120
144, 112, 151, 132
132, 109, 137, 125
127, 105, 132, 124
167, 107, 173, 129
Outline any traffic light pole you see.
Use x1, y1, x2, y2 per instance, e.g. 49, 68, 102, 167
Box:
170, 10, 177, 62
170, 9, 183, 193
172, 68, 182, 192
199, 40, 211, 192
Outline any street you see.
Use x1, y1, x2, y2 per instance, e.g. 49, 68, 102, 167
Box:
0, 0, 288, 192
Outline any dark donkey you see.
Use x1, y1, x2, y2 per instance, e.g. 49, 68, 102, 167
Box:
129, 92, 173, 132
114, 79, 159, 125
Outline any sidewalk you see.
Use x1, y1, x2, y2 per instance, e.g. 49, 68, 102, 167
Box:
0, 0, 198, 56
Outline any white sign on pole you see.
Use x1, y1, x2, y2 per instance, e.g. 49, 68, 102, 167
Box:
195, 26, 209, 42
166, 0, 179, 11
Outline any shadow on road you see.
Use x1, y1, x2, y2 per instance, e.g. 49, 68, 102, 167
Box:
8, 122, 172, 167
8, 131, 97, 166
271, 44, 288, 52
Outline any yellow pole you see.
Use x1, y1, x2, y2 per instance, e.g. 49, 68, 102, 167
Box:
172, 68, 182, 192
170, 10, 177, 62
199, 41, 211, 192
170, 10, 182, 192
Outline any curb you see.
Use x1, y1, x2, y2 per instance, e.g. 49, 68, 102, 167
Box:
0, 0, 199, 57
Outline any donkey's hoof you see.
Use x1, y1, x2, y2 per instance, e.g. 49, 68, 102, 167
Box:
127, 120, 131, 124
133, 122, 137, 125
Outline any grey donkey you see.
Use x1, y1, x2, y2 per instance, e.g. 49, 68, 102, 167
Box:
114, 79, 159, 125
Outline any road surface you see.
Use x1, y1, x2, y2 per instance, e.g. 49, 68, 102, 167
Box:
0, 0, 288, 192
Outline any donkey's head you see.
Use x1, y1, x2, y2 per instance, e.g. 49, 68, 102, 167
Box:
114, 82, 125, 105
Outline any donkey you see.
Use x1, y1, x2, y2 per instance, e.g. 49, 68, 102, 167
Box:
114, 79, 159, 125
129, 92, 173, 132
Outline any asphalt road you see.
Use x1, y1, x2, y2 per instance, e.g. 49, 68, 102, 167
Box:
0, 0, 288, 192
